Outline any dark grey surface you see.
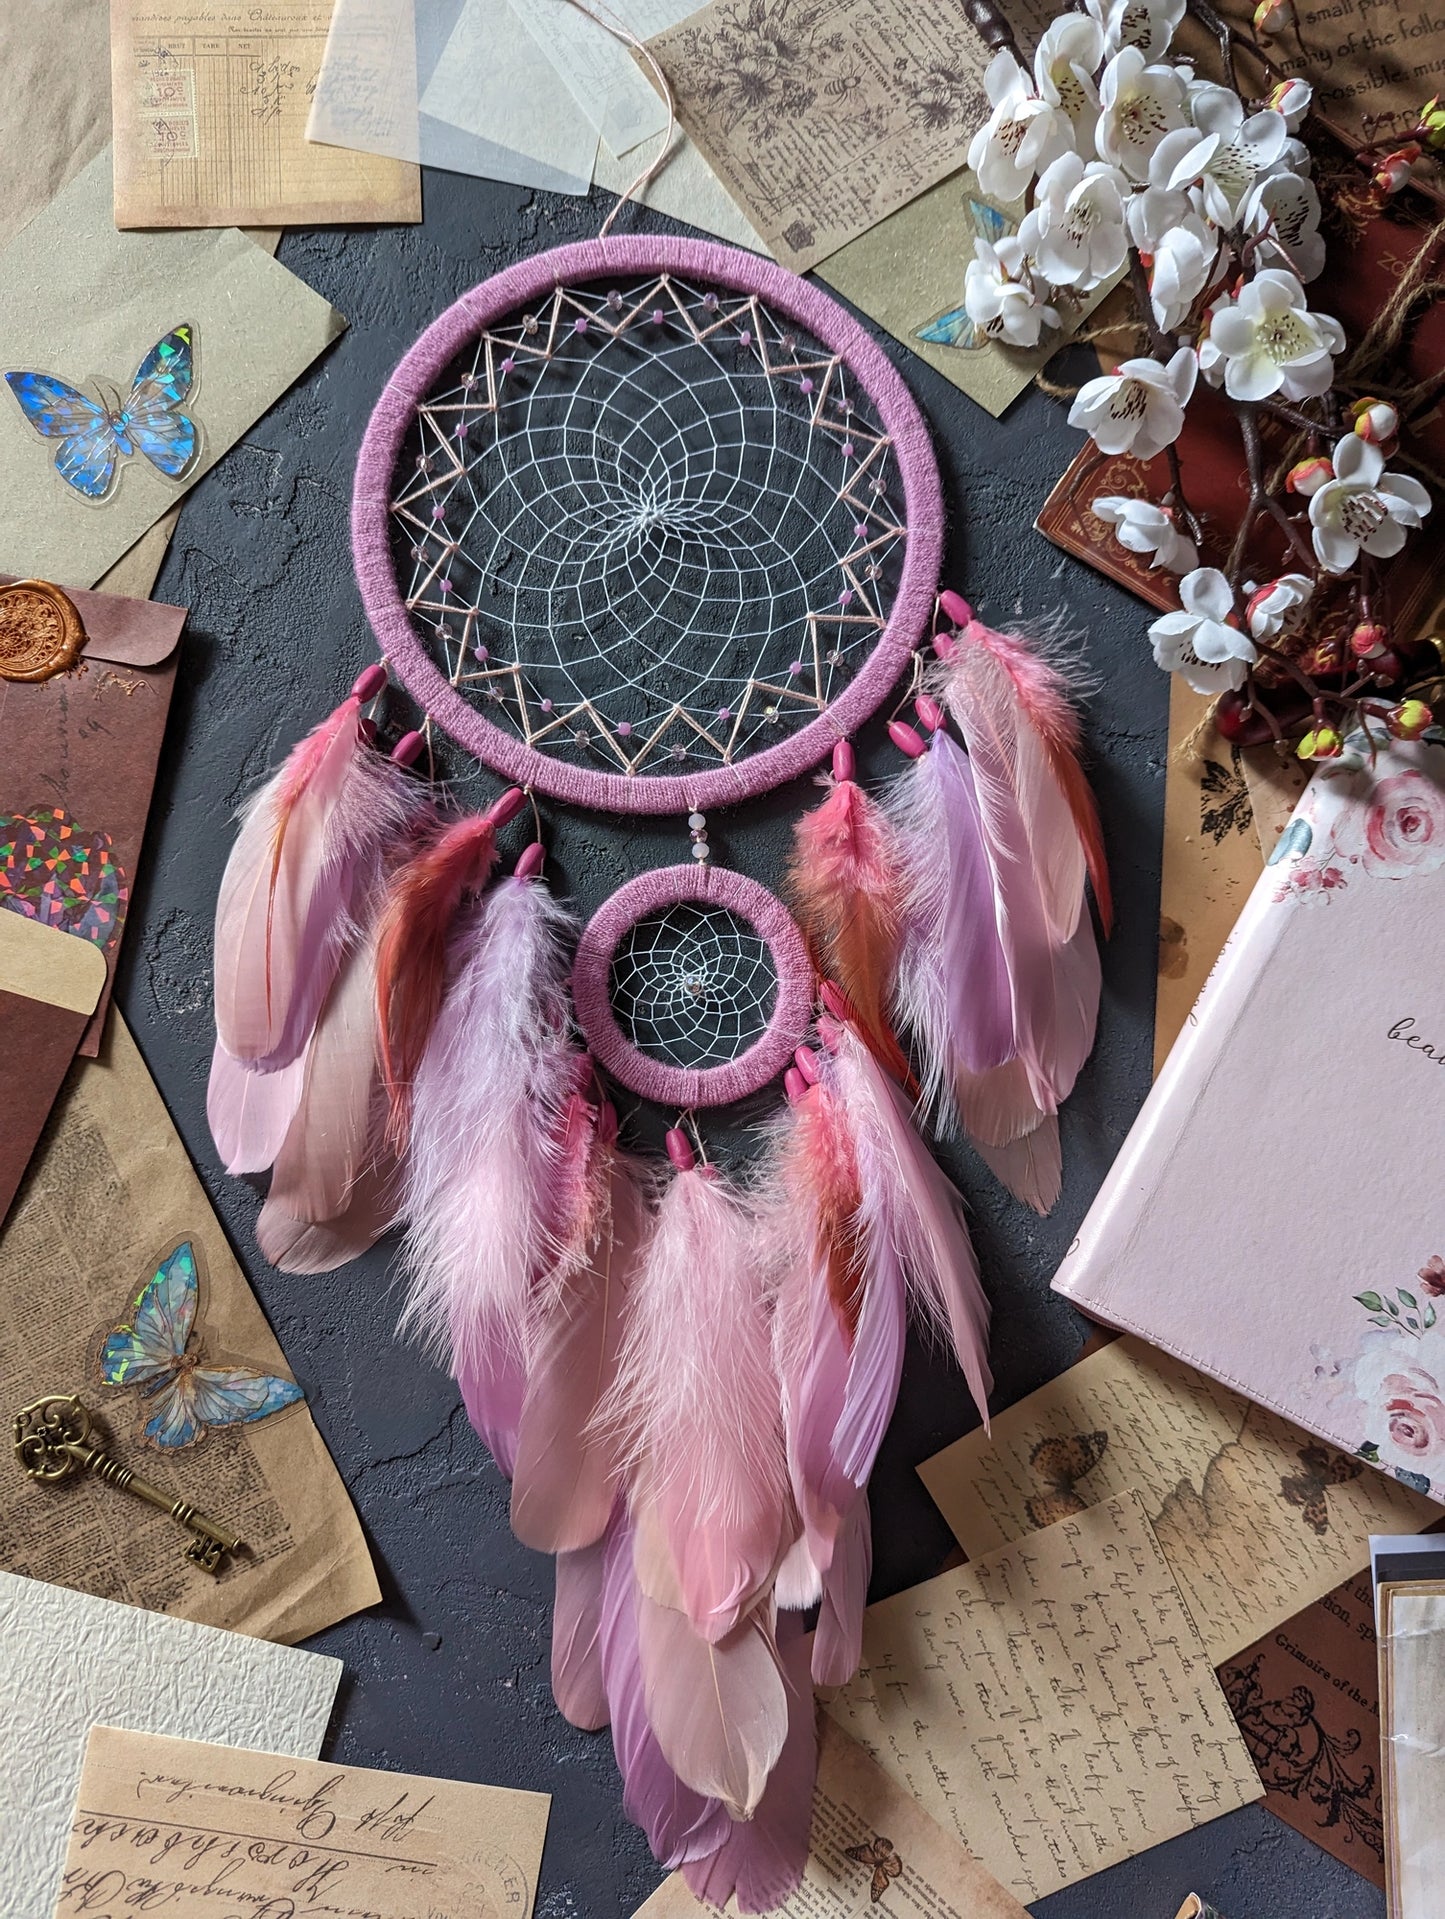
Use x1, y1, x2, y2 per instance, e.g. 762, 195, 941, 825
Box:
114, 168, 1386, 1919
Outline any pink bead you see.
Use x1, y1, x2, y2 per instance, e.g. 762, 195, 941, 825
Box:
915, 694, 944, 733
933, 632, 957, 661
793, 1045, 820, 1084
514, 842, 545, 880
486, 786, 528, 827
888, 719, 926, 760
831, 740, 855, 783
938, 589, 972, 628
390, 729, 425, 766
351, 662, 388, 702
784, 1066, 808, 1103
665, 1127, 695, 1172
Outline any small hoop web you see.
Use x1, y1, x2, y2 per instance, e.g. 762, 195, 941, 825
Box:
388, 271, 905, 783
609, 903, 778, 1071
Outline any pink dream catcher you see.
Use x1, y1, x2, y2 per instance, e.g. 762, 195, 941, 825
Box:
206, 229, 1112, 1908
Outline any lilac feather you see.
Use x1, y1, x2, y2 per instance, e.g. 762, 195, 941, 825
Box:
206, 1041, 305, 1175
552, 1535, 610, 1732
811, 1491, 872, 1687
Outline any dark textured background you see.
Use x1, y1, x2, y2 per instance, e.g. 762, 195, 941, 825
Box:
114, 169, 1386, 1919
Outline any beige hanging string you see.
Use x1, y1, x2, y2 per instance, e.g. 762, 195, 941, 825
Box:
559, 0, 678, 239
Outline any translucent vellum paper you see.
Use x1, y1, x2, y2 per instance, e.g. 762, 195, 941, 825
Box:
309, 0, 598, 194
1379, 1581, 1445, 1917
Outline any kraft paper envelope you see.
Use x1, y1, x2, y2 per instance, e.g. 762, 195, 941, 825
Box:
0, 1568, 339, 1919
54, 1725, 551, 1919
0, 150, 345, 588
0, 915, 105, 1229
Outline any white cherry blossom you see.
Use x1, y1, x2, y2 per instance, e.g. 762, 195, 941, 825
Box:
1093, 495, 1198, 571
1146, 209, 1217, 330
1023, 153, 1130, 288
1245, 572, 1313, 640
1068, 345, 1197, 457
1245, 169, 1325, 281
1126, 181, 1194, 250
963, 237, 1059, 348
1033, 15, 1105, 144
1096, 48, 1188, 182
1087, 0, 1186, 60
968, 50, 1074, 202
1200, 269, 1344, 402
1151, 87, 1288, 221
1148, 567, 1257, 692
1309, 436, 1433, 573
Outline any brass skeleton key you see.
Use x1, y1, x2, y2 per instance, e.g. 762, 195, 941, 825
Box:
13, 1393, 245, 1574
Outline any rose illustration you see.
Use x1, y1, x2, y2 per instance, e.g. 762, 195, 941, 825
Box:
1354, 1335, 1445, 1480
1419, 1256, 1445, 1298
1358, 771, 1445, 878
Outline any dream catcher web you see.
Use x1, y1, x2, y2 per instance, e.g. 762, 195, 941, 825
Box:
388, 272, 905, 788
609, 903, 777, 1072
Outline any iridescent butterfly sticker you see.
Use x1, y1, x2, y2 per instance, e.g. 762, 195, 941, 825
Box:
916, 200, 1016, 350
95, 1241, 304, 1449
4, 325, 200, 502
843, 1833, 904, 1902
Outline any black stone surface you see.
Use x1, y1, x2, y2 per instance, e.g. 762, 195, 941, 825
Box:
115, 169, 1386, 1919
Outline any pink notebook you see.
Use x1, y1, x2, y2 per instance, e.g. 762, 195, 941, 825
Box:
1054, 740, 1445, 1507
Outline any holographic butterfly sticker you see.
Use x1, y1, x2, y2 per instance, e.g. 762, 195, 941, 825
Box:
96, 1241, 304, 1450
916, 200, 1016, 351
4, 325, 200, 502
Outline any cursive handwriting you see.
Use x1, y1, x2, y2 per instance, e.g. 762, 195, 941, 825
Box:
1387, 1016, 1445, 1065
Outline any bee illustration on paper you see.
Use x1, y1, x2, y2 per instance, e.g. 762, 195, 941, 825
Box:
844, 1833, 903, 1901
1023, 1429, 1110, 1528
5, 324, 201, 502
1279, 1441, 1364, 1536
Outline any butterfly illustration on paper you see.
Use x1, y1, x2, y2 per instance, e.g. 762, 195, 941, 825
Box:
4, 325, 200, 502
843, 1833, 903, 1902
95, 1241, 304, 1449
1199, 751, 1252, 845
915, 199, 1016, 350
1023, 1429, 1110, 1528
1279, 1441, 1364, 1536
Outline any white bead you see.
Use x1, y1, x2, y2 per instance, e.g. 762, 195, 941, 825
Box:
687, 812, 706, 830
691, 841, 710, 860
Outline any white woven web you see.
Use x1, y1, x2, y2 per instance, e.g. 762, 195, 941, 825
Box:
389, 272, 905, 781
610, 904, 777, 1069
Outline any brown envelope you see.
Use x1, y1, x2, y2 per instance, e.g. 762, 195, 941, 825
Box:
0, 912, 105, 1225
0, 578, 185, 1053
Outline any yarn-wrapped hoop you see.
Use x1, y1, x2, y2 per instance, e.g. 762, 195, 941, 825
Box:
353, 234, 942, 815
573, 864, 813, 1108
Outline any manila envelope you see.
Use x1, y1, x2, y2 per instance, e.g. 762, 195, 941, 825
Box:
0, 914, 105, 1229
0, 577, 186, 1054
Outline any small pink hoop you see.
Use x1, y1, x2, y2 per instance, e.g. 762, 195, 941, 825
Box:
353, 234, 943, 816
572, 864, 814, 1107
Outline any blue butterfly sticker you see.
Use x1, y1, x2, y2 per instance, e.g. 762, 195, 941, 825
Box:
917, 200, 1017, 351
96, 1242, 303, 1450
5, 325, 200, 502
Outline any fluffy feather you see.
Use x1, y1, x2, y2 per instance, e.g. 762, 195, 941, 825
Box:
680, 1617, 817, 1914
206, 1042, 305, 1175
552, 1536, 610, 1732
215, 700, 425, 1068
398, 871, 579, 1470
788, 776, 912, 1086
602, 1164, 791, 1643
599, 1512, 732, 1867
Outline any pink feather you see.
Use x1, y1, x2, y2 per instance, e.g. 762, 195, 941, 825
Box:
599, 1512, 733, 1867
255, 1157, 398, 1276
602, 1164, 791, 1644
206, 1042, 305, 1175
214, 700, 425, 1068
398, 872, 579, 1470
811, 1491, 871, 1688
552, 1535, 610, 1732
680, 1616, 818, 1913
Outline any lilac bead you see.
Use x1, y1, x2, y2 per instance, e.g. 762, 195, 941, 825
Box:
716, 707, 731, 722
440, 578, 453, 593
652, 308, 665, 325
787, 661, 802, 676
704, 292, 718, 311
800, 377, 814, 395
431, 506, 445, 520
540, 698, 553, 713
854, 522, 869, 538
474, 644, 489, 662
739, 328, 752, 346
838, 590, 853, 607
501, 356, 515, 372
617, 720, 633, 737
574, 316, 589, 335
842, 442, 855, 459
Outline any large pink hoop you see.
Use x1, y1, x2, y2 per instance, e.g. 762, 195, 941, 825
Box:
572, 863, 813, 1108
353, 234, 943, 815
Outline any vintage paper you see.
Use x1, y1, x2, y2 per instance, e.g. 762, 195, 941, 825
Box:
633, 1717, 1029, 1918
2, 0, 113, 251
594, 125, 765, 250
0, 151, 345, 588
647, 0, 992, 273
54, 1724, 550, 1919
0, 1567, 338, 1919
529, 0, 693, 159
109, 0, 419, 227
819, 169, 1117, 419
1219, 1573, 1386, 1887
827, 1493, 1263, 1902
0, 917, 106, 1229
919, 1335, 1437, 1667
0, 1012, 380, 1643
1379, 1580, 1445, 1916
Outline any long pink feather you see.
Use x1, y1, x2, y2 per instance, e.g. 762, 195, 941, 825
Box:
552, 1536, 610, 1732
206, 1042, 305, 1175
681, 1617, 818, 1913
811, 1491, 871, 1687
599, 1512, 732, 1867
602, 1164, 791, 1644
255, 1156, 398, 1276
214, 700, 425, 1067
398, 871, 579, 1470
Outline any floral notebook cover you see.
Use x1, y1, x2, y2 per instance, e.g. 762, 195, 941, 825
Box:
1055, 738, 1445, 1505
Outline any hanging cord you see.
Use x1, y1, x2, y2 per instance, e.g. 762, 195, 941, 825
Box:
557, 0, 678, 238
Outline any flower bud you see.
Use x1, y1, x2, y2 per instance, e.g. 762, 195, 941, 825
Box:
1297, 724, 1343, 761
1374, 145, 1421, 194
1349, 620, 1389, 660
1351, 397, 1399, 448
1266, 78, 1312, 129
1300, 638, 1346, 680
1420, 97, 1445, 152
1388, 698, 1432, 739
1253, 0, 1296, 32
1286, 455, 1333, 496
